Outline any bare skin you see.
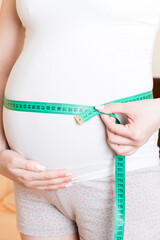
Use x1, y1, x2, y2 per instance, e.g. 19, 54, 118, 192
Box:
0, 1, 79, 239
95, 98, 160, 156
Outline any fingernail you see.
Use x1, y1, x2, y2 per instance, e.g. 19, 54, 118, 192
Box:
36, 164, 46, 171
65, 182, 73, 187
95, 105, 104, 110
65, 172, 73, 176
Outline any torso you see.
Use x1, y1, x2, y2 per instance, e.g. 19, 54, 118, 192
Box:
3, 0, 160, 181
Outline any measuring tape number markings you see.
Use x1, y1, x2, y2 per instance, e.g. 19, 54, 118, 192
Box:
3, 90, 153, 240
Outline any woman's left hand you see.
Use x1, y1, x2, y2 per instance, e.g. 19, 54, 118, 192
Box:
95, 98, 160, 156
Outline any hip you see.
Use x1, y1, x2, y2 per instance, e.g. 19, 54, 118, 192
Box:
13, 165, 160, 239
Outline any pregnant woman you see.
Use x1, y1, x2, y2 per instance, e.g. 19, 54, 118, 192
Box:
1, 0, 160, 239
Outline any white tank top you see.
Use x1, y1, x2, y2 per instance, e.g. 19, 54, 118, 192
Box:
3, 0, 160, 181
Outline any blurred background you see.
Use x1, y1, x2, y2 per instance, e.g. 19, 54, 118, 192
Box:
0, 1, 160, 240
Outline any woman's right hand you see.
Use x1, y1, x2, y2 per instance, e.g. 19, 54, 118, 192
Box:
0, 149, 77, 191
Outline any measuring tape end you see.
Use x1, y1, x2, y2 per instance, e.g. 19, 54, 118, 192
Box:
74, 115, 84, 125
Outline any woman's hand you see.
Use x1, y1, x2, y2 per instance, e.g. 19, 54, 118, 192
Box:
95, 98, 160, 156
0, 149, 77, 191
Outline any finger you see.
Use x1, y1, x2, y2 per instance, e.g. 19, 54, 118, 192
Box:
28, 175, 77, 187
95, 101, 133, 115
35, 182, 71, 191
124, 148, 138, 156
108, 142, 136, 156
13, 157, 74, 176
14, 168, 76, 181
12, 157, 46, 171
106, 128, 135, 146
31, 169, 77, 180
101, 115, 132, 138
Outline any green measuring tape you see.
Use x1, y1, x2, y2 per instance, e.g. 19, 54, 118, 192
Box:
3, 90, 153, 239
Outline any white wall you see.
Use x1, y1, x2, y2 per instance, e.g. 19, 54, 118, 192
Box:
0, 0, 160, 77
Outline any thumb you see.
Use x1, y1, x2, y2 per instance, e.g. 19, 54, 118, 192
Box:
95, 102, 131, 115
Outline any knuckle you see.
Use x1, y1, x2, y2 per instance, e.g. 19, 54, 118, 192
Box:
26, 177, 32, 183
46, 180, 56, 186
65, 176, 72, 182
39, 187, 45, 191
107, 142, 113, 149
130, 131, 137, 144
24, 161, 29, 169
44, 172, 51, 180
125, 149, 137, 156
21, 175, 27, 181
134, 142, 141, 147
137, 137, 144, 146
108, 135, 113, 143
107, 132, 114, 143
23, 181, 31, 188
107, 139, 112, 145
132, 131, 141, 143
21, 174, 32, 182
134, 136, 144, 147
57, 170, 65, 177
116, 151, 122, 156
8, 157, 15, 167
54, 178, 63, 184
116, 149, 125, 156
56, 172, 62, 178
58, 170, 68, 178
25, 161, 34, 170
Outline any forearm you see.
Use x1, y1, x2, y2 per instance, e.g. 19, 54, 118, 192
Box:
0, 74, 10, 151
